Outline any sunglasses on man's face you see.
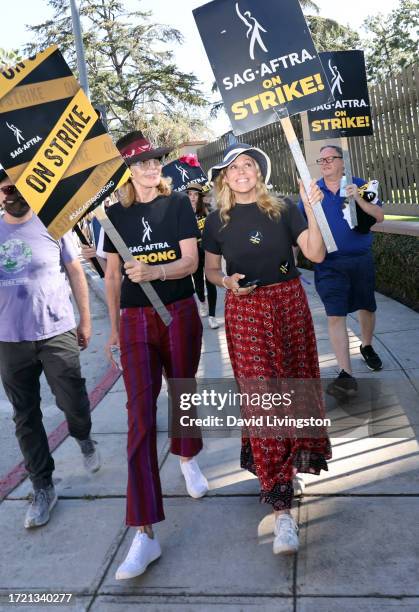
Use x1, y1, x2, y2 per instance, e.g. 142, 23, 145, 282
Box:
0, 184, 18, 196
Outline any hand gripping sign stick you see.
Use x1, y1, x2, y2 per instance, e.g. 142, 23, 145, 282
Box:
341, 137, 358, 228
93, 206, 173, 326
275, 107, 337, 253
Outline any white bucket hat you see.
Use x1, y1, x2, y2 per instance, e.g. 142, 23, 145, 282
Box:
208, 143, 271, 185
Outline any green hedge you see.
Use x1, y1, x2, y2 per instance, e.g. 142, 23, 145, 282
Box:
297, 233, 419, 312
372, 233, 419, 311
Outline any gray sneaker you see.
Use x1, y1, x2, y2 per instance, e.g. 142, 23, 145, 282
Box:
77, 437, 101, 473
24, 485, 58, 529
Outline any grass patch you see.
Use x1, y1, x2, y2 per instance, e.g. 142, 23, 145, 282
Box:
384, 215, 419, 222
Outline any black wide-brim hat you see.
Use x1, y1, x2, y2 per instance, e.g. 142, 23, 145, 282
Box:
116, 130, 172, 165
208, 143, 271, 184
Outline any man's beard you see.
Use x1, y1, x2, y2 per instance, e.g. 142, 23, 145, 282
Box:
4, 195, 30, 218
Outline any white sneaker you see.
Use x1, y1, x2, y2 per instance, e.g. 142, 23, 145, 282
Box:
208, 316, 219, 329
198, 302, 209, 317
273, 513, 299, 555
180, 458, 209, 499
115, 532, 161, 580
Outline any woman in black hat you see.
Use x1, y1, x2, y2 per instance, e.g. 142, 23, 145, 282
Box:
186, 182, 219, 329
103, 131, 208, 580
202, 143, 332, 556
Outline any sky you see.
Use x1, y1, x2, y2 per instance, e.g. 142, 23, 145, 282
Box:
0, 0, 400, 136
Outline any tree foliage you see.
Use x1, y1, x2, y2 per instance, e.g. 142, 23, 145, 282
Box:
138, 109, 212, 157
363, 0, 419, 82
23, 0, 207, 137
0, 48, 22, 69
299, 0, 320, 13
306, 16, 361, 53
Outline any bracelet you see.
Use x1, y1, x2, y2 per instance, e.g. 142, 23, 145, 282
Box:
221, 275, 229, 289
159, 265, 166, 281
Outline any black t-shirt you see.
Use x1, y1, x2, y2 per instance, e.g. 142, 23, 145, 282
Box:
103, 192, 200, 307
202, 198, 307, 286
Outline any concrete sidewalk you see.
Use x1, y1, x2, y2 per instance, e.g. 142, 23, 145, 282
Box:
1, 270, 418, 612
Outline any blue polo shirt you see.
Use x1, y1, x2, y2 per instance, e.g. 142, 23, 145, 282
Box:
297, 177, 380, 263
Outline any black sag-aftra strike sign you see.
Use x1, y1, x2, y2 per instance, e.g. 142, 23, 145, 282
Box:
193, 0, 333, 134
163, 157, 209, 193
0, 46, 130, 239
307, 50, 373, 140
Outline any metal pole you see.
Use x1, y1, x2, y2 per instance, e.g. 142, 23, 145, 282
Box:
69, 0, 90, 98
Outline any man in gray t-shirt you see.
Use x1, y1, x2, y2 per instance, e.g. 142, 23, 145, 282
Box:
0, 169, 101, 529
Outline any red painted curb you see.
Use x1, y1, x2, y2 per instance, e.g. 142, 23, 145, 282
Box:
0, 366, 122, 501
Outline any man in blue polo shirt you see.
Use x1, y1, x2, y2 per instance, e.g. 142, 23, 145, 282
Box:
298, 144, 384, 397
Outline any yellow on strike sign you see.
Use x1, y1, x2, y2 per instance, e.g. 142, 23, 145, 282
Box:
0, 46, 130, 239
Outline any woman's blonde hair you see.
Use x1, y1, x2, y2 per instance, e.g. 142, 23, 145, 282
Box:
214, 161, 285, 225
117, 175, 172, 207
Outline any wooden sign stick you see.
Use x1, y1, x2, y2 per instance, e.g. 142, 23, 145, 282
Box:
275, 107, 337, 253
93, 206, 172, 326
341, 137, 358, 227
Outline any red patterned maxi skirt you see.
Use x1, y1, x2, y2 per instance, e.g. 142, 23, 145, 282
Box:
224, 277, 332, 510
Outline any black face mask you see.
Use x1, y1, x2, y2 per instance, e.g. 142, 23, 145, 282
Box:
3, 190, 30, 218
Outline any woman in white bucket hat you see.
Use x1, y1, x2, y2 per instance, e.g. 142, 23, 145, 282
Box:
203, 142, 332, 556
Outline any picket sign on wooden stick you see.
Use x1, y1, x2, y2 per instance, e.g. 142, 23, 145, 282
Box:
275, 108, 337, 253
340, 137, 358, 228
93, 207, 172, 326
0, 46, 172, 321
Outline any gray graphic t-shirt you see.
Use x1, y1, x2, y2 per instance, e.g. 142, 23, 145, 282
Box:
0, 214, 77, 341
